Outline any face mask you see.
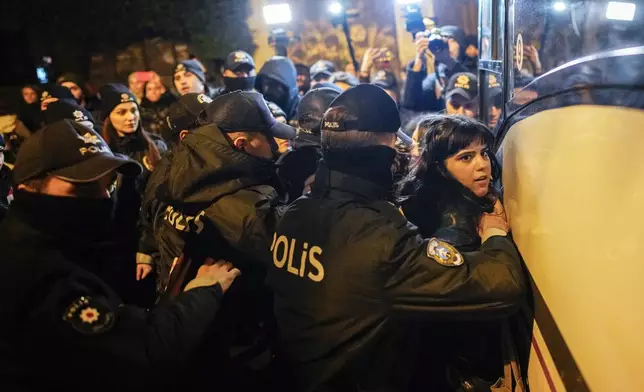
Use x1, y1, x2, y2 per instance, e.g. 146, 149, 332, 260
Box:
224, 76, 256, 92
262, 88, 288, 110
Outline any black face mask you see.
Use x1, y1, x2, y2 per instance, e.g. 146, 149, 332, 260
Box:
224, 76, 256, 92
13, 190, 115, 240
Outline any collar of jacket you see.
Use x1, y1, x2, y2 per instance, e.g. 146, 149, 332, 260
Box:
312, 146, 396, 201
160, 124, 282, 208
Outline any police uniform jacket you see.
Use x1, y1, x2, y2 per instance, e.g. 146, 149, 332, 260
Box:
0, 191, 224, 391
267, 148, 525, 392
154, 123, 282, 372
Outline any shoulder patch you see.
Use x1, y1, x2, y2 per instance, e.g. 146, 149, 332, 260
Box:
427, 238, 464, 267
62, 296, 116, 335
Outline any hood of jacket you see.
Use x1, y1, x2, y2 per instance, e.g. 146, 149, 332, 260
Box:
255, 57, 301, 120
160, 124, 279, 210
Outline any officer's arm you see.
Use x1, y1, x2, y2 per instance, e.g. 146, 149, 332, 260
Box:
204, 187, 279, 265
384, 222, 525, 319
28, 277, 223, 387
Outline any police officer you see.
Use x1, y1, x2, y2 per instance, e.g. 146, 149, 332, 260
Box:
137, 93, 213, 291
155, 91, 295, 387
0, 120, 240, 391
266, 84, 525, 391
211, 50, 256, 99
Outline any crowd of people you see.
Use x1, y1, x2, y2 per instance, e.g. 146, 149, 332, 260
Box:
0, 24, 529, 392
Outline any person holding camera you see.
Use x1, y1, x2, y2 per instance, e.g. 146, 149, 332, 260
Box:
401, 26, 468, 114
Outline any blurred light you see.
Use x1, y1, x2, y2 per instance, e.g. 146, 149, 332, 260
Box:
329, 1, 343, 15
397, 0, 421, 4
553, 2, 567, 11
606, 1, 636, 21
263, 4, 292, 25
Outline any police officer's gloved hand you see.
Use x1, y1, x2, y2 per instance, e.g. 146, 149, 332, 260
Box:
184, 259, 241, 294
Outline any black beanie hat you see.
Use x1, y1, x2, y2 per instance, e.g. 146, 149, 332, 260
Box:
40, 85, 75, 102
99, 83, 137, 115
43, 99, 95, 126
57, 73, 86, 92
174, 60, 206, 84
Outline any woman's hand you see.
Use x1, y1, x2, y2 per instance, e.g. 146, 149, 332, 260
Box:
478, 200, 509, 240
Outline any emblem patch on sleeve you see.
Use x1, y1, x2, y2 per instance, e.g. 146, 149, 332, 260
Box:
427, 238, 464, 267
62, 296, 116, 334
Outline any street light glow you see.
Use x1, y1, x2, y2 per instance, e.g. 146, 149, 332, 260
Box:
329, 2, 343, 15
606, 1, 636, 21
263, 4, 292, 25
397, 0, 422, 4
553, 2, 567, 11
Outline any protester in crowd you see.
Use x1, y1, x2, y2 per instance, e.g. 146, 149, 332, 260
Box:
140, 78, 177, 141
266, 84, 525, 391
397, 115, 513, 390
295, 62, 311, 95
256, 56, 301, 123
137, 93, 212, 291
401, 26, 469, 113
57, 72, 100, 114
329, 71, 359, 91
266, 100, 290, 153
358, 47, 394, 83
444, 72, 479, 118
42, 98, 96, 131
0, 119, 241, 390
19, 85, 42, 132
371, 69, 399, 104
309, 60, 336, 88
173, 59, 212, 97
212, 51, 256, 99
127, 71, 153, 104
0, 101, 31, 167
155, 91, 295, 388
276, 86, 339, 202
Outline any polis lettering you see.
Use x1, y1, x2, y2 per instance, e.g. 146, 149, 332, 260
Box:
270, 233, 324, 282
164, 206, 205, 234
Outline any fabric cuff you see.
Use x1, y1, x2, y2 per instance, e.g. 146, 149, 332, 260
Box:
136, 253, 153, 265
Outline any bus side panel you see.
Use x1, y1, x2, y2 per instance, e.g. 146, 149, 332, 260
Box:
502, 105, 644, 392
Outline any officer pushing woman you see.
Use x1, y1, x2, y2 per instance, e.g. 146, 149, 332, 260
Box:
266, 84, 525, 391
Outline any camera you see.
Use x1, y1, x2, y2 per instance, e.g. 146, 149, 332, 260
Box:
425, 28, 448, 54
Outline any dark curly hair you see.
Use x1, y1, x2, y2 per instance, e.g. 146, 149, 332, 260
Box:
397, 114, 500, 202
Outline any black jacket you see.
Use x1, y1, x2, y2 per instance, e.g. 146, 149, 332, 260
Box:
400, 187, 511, 390
256, 57, 301, 122
138, 150, 175, 293
155, 124, 282, 374
267, 147, 525, 392
140, 91, 178, 143
0, 191, 224, 391
401, 60, 468, 113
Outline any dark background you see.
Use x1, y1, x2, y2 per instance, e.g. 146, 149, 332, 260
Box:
0, 0, 255, 89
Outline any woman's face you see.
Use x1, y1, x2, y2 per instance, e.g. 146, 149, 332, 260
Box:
444, 141, 492, 197
145, 81, 164, 103
109, 102, 140, 135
